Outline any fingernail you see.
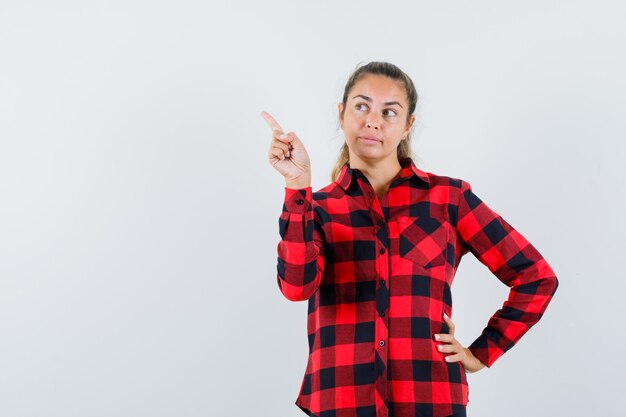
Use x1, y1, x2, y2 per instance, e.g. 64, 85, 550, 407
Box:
437, 345, 443, 351
445, 356, 451, 362
434, 334, 440, 341
286, 151, 290, 158
280, 133, 288, 139
443, 312, 449, 319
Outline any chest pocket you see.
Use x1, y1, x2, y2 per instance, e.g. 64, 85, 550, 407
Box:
396, 216, 448, 268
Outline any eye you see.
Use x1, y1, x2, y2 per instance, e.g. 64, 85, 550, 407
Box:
384, 109, 398, 117
355, 103, 368, 111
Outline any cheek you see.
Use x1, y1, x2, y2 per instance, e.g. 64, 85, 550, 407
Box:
345, 119, 363, 131
345, 114, 361, 125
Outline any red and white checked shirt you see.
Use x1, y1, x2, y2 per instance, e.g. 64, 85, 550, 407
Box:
276, 157, 558, 417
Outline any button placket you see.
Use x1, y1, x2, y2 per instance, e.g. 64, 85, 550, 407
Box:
364, 180, 390, 413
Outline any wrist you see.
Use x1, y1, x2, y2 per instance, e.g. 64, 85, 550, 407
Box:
285, 177, 311, 189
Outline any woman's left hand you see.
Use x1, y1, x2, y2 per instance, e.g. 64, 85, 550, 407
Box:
434, 312, 487, 374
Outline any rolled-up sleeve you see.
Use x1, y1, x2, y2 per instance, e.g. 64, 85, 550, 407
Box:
276, 186, 326, 301
456, 179, 559, 368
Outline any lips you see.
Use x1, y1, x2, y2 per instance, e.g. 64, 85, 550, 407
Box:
359, 136, 381, 142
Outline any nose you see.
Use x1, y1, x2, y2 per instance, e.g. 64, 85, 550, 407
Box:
366, 113, 381, 129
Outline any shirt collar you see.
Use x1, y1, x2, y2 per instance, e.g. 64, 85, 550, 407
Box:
336, 157, 430, 191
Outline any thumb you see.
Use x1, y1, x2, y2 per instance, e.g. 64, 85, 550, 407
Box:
281, 132, 299, 147
443, 312, 455, 337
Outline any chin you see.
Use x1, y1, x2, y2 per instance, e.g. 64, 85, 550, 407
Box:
354, 151, 383, 161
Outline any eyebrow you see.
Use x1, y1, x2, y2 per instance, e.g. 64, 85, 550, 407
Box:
352, 94, 404, 109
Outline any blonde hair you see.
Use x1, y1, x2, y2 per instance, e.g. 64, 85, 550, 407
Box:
331, 61, 419, 183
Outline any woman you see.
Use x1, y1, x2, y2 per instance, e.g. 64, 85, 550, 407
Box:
262, 61, 558, 417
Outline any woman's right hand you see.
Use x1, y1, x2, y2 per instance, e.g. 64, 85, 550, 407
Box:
261, 111, 311, 187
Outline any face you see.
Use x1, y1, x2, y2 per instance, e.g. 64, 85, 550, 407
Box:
338, 74, 415, 166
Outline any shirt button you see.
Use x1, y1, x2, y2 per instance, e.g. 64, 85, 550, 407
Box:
380, 279, 386, 286
379, 340, 385, 347
295, 199, 304, 205
379, 311, 385, 317
379, 248, 385, 254
378, 220, 384, 227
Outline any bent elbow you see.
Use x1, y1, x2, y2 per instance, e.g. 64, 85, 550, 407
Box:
276, 275, 319, 302
550, 275, 559, 295
276, 254, 325, 302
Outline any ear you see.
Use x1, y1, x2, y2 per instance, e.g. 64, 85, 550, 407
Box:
338, 102, 344, 129
404, 114, 416, 138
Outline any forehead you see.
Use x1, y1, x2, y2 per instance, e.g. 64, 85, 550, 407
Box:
350, 74, 406, 103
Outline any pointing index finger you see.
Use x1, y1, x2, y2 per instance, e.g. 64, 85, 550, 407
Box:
260, 111, 284, 134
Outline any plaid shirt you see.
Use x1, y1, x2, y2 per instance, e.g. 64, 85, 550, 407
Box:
276, 157, 558, 417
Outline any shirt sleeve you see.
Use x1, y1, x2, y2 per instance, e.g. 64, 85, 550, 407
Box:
276, 186, 326, 301
456, 179, 559, 368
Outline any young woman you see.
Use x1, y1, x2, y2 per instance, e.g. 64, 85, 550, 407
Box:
262, 61, 558, 417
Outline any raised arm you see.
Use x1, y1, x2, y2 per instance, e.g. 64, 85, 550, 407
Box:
276, 186, 326, 301
262, 111, 325, 301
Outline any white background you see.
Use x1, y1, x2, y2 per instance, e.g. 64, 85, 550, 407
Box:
1, 1, 624, 416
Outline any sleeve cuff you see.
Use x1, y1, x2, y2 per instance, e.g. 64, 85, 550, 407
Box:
283, 186, 312, 214
468, 332, 506, 368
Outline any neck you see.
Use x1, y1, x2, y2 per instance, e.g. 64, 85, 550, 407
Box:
349, 155, 404, 189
